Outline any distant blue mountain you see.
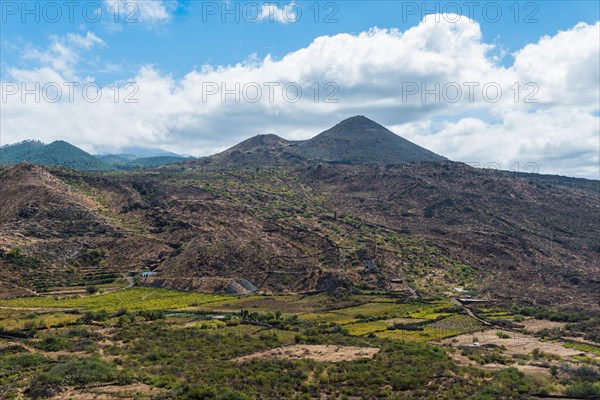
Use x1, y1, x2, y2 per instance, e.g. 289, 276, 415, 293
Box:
118, 146, 181, 158
0, 140, 109, 170
0, 140, 194, 171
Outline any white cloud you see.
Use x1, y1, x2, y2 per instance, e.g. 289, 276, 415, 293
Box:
17, 32, 105, 80
104, 0, 173, 26
259, 2, 299, 24
394, 108, 600, 178
512, 22, 600, 109
1, 17, 598, 178
67, 32, 106, 50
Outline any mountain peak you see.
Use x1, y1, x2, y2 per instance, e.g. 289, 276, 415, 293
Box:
227, 134, 289, 153
337, 115, 378, 125
293, 116, 446, 164
320, 115, 395, 141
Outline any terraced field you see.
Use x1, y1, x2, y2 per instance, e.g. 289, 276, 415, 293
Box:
297, 299, 482, 342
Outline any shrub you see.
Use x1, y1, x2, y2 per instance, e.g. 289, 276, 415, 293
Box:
72, 338, 98, 352
1, 353, 46, 374
6, 247, 23, 260
29, 358, 118, 398
565, 382, 600, 398
35, 336, 69, 352
5, 247, 41, 268
78, 310, 110, 323
173, 384, 217, 399
217, 390, 252, 400
67, 328, 101, 339
495, 368, 534, 393
86, 285, 99, 294
138, 310, 165, 321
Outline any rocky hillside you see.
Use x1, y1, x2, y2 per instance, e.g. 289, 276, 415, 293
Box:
0, 117, 598, 309
308, 163, 600, 308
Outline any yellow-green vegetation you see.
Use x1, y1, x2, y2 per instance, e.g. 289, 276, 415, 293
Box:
344, 320, 393, 336
0, 310, 79, 331
496, 331, 511, 339
300, 299, 453, 324
298, 299, 477, 342
376, 328, 464, 342
477, 309, 519, 321
425, 314, 483, 331
407, 301, 455, 319
0, 288, 229, 313
343, 315, 482, 342
564, 342, 600, 357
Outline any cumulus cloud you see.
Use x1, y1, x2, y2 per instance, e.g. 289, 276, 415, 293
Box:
15, 32, 105, 81
1, 16, 598, 178
258, 2, 299, 23
512, 22, 600, 109
66, 32, 106, 50
104, 0, 173, 26
394, 108, 600, 178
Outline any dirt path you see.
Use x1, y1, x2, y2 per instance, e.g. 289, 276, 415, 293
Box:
0, 337, 125, 364
0, 340, 92, 358
452, 298, 491, 326
125, 275, 135, 288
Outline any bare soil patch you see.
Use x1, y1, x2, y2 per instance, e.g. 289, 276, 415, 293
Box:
442, 329, 586, 358
48, 384, 165, 399
448, 352, 552, 377
519, 318, 566, 332
234, 344, 379, 363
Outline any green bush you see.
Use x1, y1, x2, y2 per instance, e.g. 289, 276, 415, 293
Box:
173, 384, 217, 399
86, 285, 99, 294
78, 310, 110, 323
0, 353, 47, 376
565, 382, 600, 398
138, 310, 166, 321
5, 247, 41, 268
217, 390, 252, 400
29, 358, 118, 398
72, 338, 99, 352
35, 336, 69, 352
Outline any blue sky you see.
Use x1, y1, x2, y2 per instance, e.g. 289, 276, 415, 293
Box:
1, 1, 599, 178
2, 1, 598, 82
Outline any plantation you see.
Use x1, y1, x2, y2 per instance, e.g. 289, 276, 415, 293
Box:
0, 289, 598, 399
0, 287, 229, 313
